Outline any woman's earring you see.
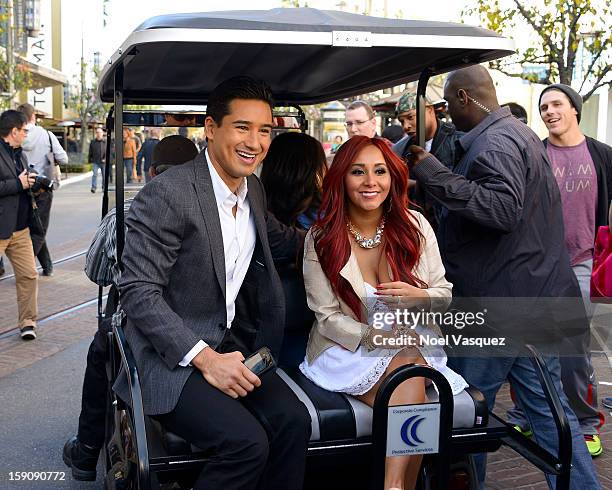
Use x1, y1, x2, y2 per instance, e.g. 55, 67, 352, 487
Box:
386, 199, 392, 213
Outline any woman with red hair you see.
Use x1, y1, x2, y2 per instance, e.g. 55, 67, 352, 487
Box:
299, 136, 466, 489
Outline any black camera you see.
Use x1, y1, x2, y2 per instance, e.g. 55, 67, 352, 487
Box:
30, 174, 53, 192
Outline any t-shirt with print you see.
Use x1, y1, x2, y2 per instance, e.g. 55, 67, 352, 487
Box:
546, 139, 597, 266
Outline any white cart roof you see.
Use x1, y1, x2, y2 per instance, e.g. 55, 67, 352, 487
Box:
99, 8, 515, 105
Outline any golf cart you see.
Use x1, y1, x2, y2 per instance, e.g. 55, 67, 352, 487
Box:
97, 8, 573, 490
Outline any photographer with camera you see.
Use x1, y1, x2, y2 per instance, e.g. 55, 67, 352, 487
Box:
0, 110, 39, 340
17, 103, 68, 277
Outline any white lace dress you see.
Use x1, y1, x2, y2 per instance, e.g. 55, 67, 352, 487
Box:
299, 283, 468, 396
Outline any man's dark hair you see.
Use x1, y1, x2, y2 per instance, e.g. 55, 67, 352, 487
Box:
0, 110, 28, 138
206, 76, 274, 125
260, 132, 326, 228
381, 124, 404, 143
502, 102, 528, 124
152, 135, 198, 174
16, 102, 36, 121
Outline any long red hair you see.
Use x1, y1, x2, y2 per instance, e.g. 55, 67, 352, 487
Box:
313, 136, 426, 321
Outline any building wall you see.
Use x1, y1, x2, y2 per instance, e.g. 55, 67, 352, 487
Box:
581, 94, 600, 141
607, 88, 612, 145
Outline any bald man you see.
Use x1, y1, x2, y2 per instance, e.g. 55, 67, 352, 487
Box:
407, 65, 601, 489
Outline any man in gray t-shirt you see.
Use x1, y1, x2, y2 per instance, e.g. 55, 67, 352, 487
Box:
509, 83, 611, 457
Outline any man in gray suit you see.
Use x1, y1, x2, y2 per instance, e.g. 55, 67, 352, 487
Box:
114, 77, 311, 490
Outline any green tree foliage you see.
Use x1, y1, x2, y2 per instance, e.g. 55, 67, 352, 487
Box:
0, 9, 32, 109
66, 59, 107, 162
0, 55, 31, 109
464, 0, 611, 101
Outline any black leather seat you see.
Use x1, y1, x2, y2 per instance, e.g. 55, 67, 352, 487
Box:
149, 368, 488, 456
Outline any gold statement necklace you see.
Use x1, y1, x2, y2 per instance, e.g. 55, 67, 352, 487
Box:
346, 217, 385, 249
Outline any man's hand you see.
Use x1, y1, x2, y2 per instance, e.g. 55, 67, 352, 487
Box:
192, 347, 261, 399
18, 170, 36, 190
407, 145, 431, 169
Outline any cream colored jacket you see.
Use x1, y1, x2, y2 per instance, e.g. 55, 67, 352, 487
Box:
304, 210, 452, 363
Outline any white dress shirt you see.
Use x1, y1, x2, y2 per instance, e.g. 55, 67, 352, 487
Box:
179, 150, 257, 366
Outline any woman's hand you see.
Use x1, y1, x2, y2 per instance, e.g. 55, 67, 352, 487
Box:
375, 281, 430, 309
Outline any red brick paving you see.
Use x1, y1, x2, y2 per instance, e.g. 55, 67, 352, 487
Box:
0, 253, 103, 335
486, 352, 612, 489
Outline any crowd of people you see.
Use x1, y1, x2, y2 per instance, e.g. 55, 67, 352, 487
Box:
1, 68, 610, 490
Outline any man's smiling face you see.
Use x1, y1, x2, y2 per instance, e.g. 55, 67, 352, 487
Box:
205, 98, 273, 190
539, 90, 579, 138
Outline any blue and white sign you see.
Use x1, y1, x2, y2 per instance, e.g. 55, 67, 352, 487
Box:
386, 403, 440, 456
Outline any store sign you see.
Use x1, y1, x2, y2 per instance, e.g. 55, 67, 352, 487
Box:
386, 403, 440, 457
27, 0, 52, 115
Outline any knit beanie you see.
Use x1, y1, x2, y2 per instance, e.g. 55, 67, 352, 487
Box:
539, 84, 582, 123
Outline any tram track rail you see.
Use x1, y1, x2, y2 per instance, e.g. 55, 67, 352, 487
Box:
0, 248, 107, 339
0, 294, 107, 342
0, 249, 88, 283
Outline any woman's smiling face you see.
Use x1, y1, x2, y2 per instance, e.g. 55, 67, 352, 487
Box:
344, 144, 391, 214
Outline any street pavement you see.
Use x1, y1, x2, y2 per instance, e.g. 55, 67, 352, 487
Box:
0, 330, 105, 489
0, 177, 611, 488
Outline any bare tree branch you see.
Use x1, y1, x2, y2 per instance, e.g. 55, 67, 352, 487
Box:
578, 37, 610, 92
582, 64, 612, 101
512, 1, 541, 32
488, 62, 552, 85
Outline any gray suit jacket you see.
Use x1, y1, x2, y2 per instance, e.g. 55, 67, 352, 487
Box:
0, 143, 29, 239
115, 151, 303, 415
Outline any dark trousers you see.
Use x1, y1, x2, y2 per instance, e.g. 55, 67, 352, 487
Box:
30, 190, 53, 269
157, 369, 311, 490
77, 289, 119, 449
77, 325, 110, 449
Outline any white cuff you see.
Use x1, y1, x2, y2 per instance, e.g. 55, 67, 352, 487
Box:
179, 340, 208, 367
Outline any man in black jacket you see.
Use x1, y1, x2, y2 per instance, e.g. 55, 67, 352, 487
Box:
392, 91, 462, 229
407, 66, 601, 488
0, 110, 38, 339
508, 83, 611, 457
138, 127, 160, 183
88, 127, 106, 193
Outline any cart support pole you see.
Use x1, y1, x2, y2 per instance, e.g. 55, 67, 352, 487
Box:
102, 106, 114, 219
416, 69, 433, 148
525, 345, 572, 490
113, 64, 125, 268
371, 364, 453, 490
412, 68, 434, 229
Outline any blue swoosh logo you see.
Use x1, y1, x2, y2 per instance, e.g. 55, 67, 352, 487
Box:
400, 415, 426, 447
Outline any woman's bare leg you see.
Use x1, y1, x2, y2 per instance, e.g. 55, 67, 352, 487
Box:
357, 349, 426, 490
